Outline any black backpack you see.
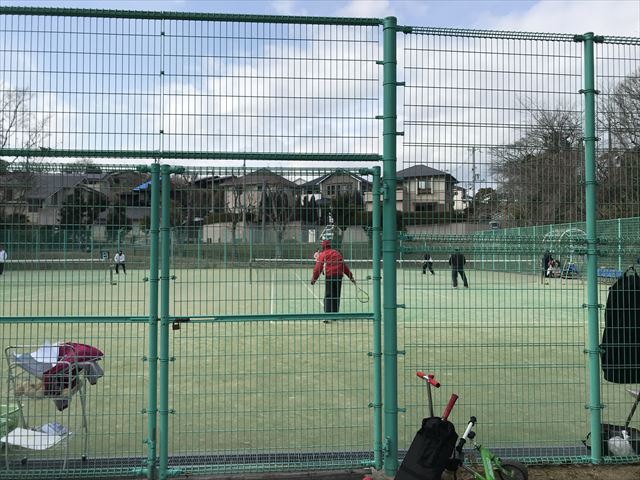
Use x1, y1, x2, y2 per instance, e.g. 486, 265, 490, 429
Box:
396, 416, 458, 480
601, 268, 640, 384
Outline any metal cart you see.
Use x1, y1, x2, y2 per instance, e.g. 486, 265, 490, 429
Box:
1, 344, 93, 469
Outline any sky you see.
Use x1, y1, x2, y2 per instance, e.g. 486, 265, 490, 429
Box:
1, 0, 639, 183
2, 0, 639, 37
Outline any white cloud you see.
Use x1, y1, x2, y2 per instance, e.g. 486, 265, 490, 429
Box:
270, 0, 308, 16
480, 0, 640, 37
337, 0, 393, 18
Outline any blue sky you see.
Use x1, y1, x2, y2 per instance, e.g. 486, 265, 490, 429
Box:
3, 0, 639, 36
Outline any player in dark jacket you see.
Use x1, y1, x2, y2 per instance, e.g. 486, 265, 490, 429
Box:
422, 253, 435, 275
448, 249, 469, 288
311, 240, 356, 315
541, 250, 553, 284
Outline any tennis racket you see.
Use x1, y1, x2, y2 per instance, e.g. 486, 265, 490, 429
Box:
355, 283, 369, 303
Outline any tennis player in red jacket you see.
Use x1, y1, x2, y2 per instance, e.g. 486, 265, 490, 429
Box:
311, 240, 356, 315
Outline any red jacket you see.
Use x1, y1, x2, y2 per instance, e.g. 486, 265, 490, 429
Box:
43, 343, 104, 396
312, 241, 354, 282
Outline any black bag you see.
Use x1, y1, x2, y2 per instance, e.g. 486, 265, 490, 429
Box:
583, 423, 640, 456
396, 416, 458, 480
601, 268, 640, 384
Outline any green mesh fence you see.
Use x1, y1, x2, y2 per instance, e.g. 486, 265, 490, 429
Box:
398, 27, 640, 467
595, 37, 640, 467
1, 5, 640, 480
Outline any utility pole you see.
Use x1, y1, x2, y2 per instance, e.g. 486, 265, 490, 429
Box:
242, 159, 247, 244
471, 147, 476, 204
471, 147, 477, 216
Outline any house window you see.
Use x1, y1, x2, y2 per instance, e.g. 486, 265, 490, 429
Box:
415, 203, 435, 213
28, 199, 43, 213
327, 185, 337, 196
418, 178, 432, 194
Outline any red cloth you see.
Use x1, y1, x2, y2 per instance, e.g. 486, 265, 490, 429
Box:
43, 343, 104, 396
312, 243, 353, 282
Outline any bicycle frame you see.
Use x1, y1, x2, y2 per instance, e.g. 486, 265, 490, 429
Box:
454, 417, 511, 480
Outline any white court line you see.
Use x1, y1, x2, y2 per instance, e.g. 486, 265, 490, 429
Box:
295, 270, 324, 308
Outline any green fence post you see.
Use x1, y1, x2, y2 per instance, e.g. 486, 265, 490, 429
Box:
223, 229, 227, 267
146, 163, 160, 480
35, 228, 40, 261
533, 225, 537, 274
617, 218, 622, 271
577, 31, 603, 464
517, 227, 521, 272
382, 16, 399, 476
372, 166, 383, 471
197, 227, 202, 268
159, 165, 171, 480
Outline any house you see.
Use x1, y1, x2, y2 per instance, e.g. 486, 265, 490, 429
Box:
220, 168, 297, 217
0, 172, 106, 225
453, 185, 470, 212
192, 174, 235, 217
302, 170, 371, 202
363, 165, 457, 215
393, 164, 457, 216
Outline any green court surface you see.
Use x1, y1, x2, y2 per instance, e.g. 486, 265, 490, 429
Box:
0, 265, 628, 461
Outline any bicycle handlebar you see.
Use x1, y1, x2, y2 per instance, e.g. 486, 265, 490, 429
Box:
416, 371, 441, 388
441, 393, 459, 421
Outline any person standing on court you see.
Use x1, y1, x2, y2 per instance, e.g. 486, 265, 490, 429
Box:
311, 240, 356, 315
541, 250, 553, 284
0, 246, 7, 276
114, 250, 126, 275
448, 249, 469, 288
422, 252, 435, 275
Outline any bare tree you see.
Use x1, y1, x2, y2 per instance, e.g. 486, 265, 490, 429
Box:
0, 88, 49, 221
601, 70, 640, 151
261, 185, 294, 258
0, 88, 49, 165
222, 180, 258, 259
491, 108, 585, 226
597, 71, 640, 219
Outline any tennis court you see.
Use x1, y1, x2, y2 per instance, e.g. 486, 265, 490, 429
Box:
0, 260, 623, 463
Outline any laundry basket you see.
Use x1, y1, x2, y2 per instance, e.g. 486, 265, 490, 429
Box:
0, 404, 20, 438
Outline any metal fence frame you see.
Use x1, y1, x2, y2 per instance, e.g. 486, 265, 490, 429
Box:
1, 5, 640, 479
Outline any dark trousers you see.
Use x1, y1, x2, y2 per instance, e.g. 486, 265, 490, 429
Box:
115, 263, 126, 274
324, 276, 343, 313
451, 269, 468, 287
422, 261, 434, 274
0, 263, 4, 275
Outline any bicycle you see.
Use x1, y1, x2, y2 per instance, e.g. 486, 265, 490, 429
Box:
447, 415, 528, 480
396, 371, 528, 480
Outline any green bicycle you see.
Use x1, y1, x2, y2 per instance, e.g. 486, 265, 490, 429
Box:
448, 416, 528, 480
